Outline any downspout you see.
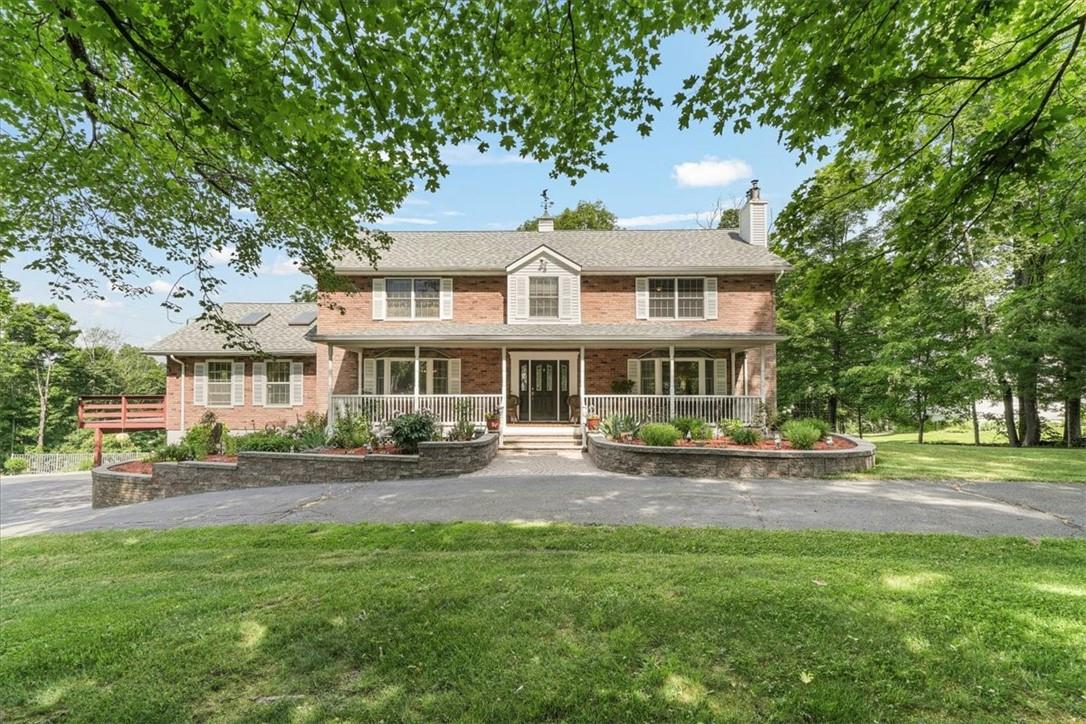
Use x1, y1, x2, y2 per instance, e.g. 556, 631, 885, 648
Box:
168, 355, 186, 435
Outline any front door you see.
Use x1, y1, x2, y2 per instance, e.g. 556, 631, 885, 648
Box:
518, 359, 571, 422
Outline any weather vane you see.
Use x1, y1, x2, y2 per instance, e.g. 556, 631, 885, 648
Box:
540, 189, 553, 215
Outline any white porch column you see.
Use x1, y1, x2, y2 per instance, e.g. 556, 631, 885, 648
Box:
413, 345, 420, 412
759, 347, 766, 402
357, 350, 363, 395
326, 344, 334, 427
500, 346, 507, 442
579, 346, 586, 447
744, 352, 750, 396
668, 345, 675, 419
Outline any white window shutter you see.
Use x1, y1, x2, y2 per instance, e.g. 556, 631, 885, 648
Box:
372, 278, 386, 320
571, 276, 581, 322
290, 362, 304, 405
193, 362, 208, 406
704, 277, 718, 320
362, 358, 377, 394
714, 359, 729, 395
440, 277, 453, 319
231, 362, 245, 406
506, 275, 517, 322
627, 359, 640, 394
252, 361, 266, 406
558, 276, 572, 320
448, 358, 461, 394
635, 277, 649, 319
516, 276, 529, 319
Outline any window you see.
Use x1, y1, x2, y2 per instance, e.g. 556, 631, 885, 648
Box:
266, 360, 291, 406
529, 276, 559, 318
634, 356, 719, 395
207, 361, 233, 407
639, 360, 656, 394
388, 360, 415, 394
375, 358, 452, 394
431, 359, 449, 394
648, 277, 705, 319
386, 277, 440, 319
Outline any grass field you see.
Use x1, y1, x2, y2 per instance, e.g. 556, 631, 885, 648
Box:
2, 524, 1085, 721
856, 433, 1086, 482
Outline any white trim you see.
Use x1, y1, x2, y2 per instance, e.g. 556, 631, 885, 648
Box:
332, 267, 788, 276
374, 356, 458, 395
508, 351, 579, 423
383, 277, 443, 321
504, 244, 582, 273
646, 276, 710, 320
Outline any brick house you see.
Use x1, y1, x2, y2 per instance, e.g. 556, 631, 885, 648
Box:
147, 182, 789, 446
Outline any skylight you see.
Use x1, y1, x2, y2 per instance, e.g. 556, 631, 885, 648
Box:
237, 311, 270, 326
288, 310, 317, 326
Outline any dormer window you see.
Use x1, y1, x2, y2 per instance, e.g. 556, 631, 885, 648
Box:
529, 277, 559, 318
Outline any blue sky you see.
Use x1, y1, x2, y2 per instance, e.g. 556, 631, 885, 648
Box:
5, 31, 819, 347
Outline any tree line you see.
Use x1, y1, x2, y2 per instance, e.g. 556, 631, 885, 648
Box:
0, 283, 165, 455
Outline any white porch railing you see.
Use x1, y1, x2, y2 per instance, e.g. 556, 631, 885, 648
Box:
330, 394, 502, 426
582, 395, 762, 425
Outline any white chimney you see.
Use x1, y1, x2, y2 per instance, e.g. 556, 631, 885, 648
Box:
739, 179, 768, 246
537, 215, 554, 232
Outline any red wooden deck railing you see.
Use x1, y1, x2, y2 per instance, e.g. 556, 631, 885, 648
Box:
78, 395, 167, 431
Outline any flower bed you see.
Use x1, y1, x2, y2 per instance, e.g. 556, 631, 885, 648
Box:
587, 433, 875, 479
618, 437, 857, 452
93, 433, 500, 508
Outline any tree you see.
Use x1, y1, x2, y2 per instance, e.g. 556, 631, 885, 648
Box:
2, 1, 716, 323
677, 1, 1085, 256
290, 285, 319, 303
716, 207, 740, 229
518, 200, 618, 231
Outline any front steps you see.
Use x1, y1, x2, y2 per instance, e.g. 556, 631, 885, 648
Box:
501, 425, 583, 450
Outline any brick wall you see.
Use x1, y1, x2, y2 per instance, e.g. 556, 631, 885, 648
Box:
318, 275, 506, 332
165, 356, 319, 434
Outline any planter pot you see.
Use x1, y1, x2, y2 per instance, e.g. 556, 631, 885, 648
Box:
586, 417, 600, 431
486, 418, 500, 431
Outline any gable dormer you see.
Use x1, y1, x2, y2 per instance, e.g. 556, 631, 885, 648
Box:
505, 245, 581, 324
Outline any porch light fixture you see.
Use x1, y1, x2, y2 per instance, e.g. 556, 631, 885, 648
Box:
773, 431, 781, 450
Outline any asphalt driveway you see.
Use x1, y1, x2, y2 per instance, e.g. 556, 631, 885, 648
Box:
2, 452, 1083, 538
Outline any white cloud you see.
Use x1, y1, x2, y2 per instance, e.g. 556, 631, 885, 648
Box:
441, 210, 466, 217
259, 256, 302, 276
672, 157, 752, 188
149, 279, 174, 294
618, 212, 706, 227
379, 216, 438, 225
402, 197, 430, 206
441, 145, 536, 167
204, 246, 237, 266
87, 297, 122, 309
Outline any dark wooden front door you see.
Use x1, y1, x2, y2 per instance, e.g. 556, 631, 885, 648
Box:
518, 359, 571, 422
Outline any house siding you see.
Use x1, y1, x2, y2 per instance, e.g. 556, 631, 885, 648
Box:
165, 356, 319, 435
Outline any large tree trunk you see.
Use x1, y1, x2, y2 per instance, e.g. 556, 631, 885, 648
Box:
1018, 380, 1042, 446
1067, 397, 1082, 446
971, 400, 980, 445
916, 391, 925, 444
1002, 382, 1020, 447
34, 365, 52, 451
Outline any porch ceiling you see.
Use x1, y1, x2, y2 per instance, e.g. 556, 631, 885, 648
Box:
310, 323, 783, 348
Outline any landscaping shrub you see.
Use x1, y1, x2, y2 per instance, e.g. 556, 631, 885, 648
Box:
792, 417, 831, 439
600, 414, 640, 440
235, 430, 298, 453
3, 457, 29, 475
782, 420, 821, 450
717, 418, 743, 437
328, 410, 372, 449
288, 412, 329, 450
731, 427, 762, 445
446, 401, 478, 442
639, 423, 681, 447
389, 411, 437, 454
152, 443, 195, 462
671, 416, 711, 440
610, 377, 636, 393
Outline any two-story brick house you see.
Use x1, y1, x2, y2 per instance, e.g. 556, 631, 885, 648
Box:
147, 182, 789, 446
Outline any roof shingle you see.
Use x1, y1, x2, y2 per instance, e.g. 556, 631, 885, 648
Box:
144, 303, 317, 355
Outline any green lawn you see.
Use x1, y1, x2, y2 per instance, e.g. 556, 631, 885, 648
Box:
858, 440, 1086, 483
3, 524, 1085, 722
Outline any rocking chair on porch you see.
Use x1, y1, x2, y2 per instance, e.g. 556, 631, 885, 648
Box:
507, 394, 520, 423
567, 395, 581, 423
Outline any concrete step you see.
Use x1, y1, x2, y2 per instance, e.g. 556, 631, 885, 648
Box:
502, 436, 583, 450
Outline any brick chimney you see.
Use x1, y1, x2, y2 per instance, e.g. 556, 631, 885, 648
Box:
537, 215, 554, 232
739, 179, 767, 246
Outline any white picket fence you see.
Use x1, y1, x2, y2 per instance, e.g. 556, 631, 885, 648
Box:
582, 395, 763, 425
3, 452, 149, 475
330, 394, 503, 426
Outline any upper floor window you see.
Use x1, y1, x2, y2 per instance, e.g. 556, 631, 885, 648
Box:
528, 276, 559, 318
386, 278, 440, 319
207, 361, 233, 407
648, 277, 704, 319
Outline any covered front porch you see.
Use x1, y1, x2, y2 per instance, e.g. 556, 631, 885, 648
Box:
321, 340, 776, 436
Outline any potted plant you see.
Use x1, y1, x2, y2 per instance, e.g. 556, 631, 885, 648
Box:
484, 410, 501, 432
586, 413, 600, 431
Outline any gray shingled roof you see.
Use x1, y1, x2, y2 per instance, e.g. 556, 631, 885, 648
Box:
335, 229, 790, 272
144, 303, 317, 355
312, 323, 782, 345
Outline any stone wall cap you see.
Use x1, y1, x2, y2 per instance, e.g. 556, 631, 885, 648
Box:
588, 433, 875, 459
418, 433, 499, 450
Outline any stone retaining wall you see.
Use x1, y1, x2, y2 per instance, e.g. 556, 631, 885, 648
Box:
92, 433, 499, 508
586, 433, 875, 479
